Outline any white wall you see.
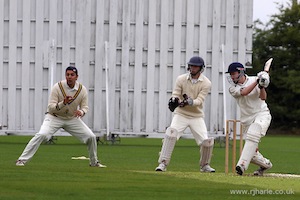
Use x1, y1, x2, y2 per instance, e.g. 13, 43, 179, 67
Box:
0, 0, 253, 136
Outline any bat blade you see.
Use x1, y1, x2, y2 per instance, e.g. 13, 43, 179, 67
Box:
264, 58, 273, 73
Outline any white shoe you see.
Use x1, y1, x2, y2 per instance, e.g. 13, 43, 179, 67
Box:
155, 163, 167, 172
200, 164, 215, 172
16, 160, 25, 166
236, 165, 245, 175
90, 162, 107, 168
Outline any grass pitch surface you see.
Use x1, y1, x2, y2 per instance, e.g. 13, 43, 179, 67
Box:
0, 135, 299, 199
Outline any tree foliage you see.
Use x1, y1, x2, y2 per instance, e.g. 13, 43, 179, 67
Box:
250, 0, 300, 130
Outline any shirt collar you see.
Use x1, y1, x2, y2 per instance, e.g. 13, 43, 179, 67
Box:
64, 81, 79, 91
186, 73, 204, 82
238, 75, 249, 86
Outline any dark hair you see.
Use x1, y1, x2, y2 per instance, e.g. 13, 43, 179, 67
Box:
65, 66, 78, 75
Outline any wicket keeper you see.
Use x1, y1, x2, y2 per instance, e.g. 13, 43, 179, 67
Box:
155, 56, 215, 172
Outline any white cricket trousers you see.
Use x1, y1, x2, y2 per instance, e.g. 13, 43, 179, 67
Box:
18, 114, 99, 165
170, 114, 208, 145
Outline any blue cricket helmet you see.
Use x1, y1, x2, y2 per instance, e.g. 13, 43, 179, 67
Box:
226, 62, 245, 73
187, 56, 205, 67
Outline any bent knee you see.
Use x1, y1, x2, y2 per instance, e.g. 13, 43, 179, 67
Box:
166, 127, 179, 138
85, 134, 97, 144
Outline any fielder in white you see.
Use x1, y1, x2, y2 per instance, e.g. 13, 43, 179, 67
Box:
227, 62, 272, 176
155, 56, 215, 172
16, 66, 106, 168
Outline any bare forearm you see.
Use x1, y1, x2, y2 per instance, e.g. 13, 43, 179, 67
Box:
240, 81, 257, 96
259, 87, 267, 100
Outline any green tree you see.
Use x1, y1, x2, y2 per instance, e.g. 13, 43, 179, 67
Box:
250, 0, 300, 132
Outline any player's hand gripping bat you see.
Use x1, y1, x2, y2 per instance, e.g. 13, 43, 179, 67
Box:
258, 58, 273, 88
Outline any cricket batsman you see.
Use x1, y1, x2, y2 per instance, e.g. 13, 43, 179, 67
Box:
226, 62, 273, 176
155, 56, 215, 172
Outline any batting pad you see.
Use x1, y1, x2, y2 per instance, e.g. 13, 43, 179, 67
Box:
246, 123, 262, 143
200, 138, 214, 167
158, 128, 178, 165
251, 151, 272, 169
237, 140, 258, 170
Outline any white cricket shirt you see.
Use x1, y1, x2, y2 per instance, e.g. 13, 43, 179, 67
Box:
229, 75, 269, 125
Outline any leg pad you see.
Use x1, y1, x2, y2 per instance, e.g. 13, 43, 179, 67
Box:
200, 137, 214, 167
158, 127, 178, 165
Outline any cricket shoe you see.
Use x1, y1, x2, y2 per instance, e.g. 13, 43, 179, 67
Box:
200, 164, 215, 172
236, 165, 245, 175
253, 167, 267, 176
155, 163, 167, 172
16, 160, 26, 166
90, 161, 107, 168
253, 161, 272, 176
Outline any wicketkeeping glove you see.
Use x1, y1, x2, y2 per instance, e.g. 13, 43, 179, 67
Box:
168, 97, 179, 112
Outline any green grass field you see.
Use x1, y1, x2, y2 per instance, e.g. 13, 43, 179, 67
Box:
0, 135, 299, 200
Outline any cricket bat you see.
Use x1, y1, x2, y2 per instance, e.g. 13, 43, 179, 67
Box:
264, 58, 273, 73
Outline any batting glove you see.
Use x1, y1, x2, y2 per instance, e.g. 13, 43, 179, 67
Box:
257, 74, 270, 88
257, 71, 268, 78
257, 71, 270, 88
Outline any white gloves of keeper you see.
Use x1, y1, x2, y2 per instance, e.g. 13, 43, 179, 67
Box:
257, 71, 270, 88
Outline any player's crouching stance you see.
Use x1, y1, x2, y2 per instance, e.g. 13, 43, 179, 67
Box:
155, 56, 215, 173
16, 66, 106, 168
226, 62, 272, 176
